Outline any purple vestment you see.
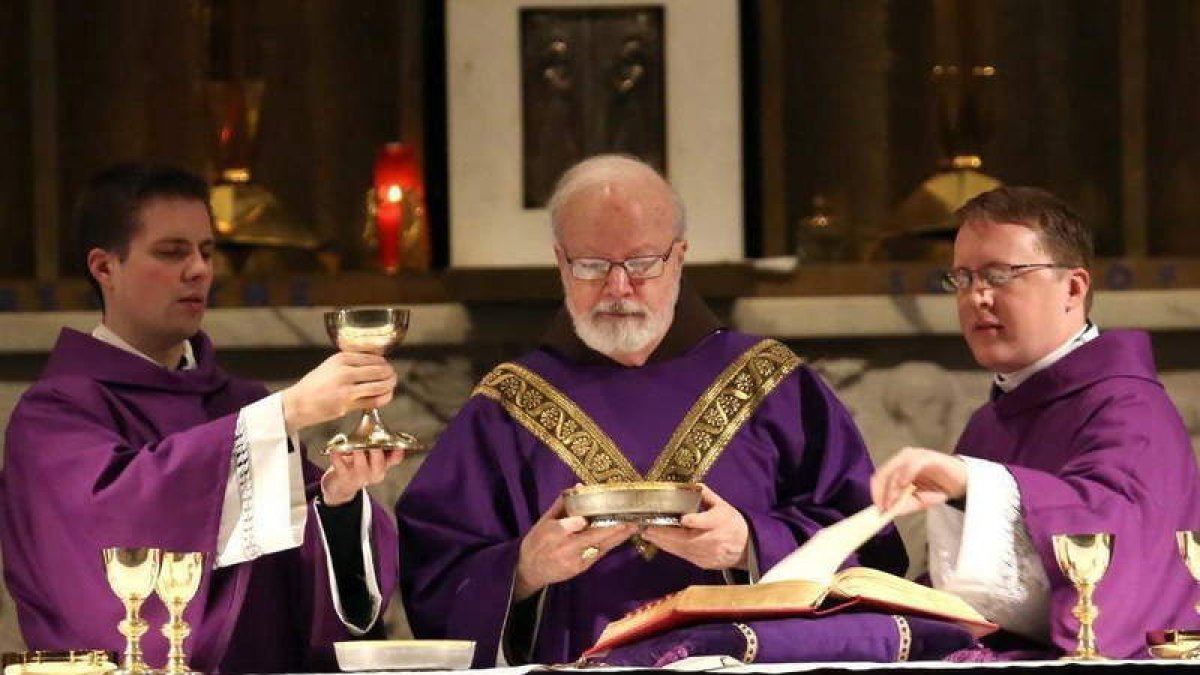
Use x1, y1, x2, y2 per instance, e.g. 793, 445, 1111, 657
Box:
956, 330, 1200, 659
1, 329, 399, 674
396, 327, 907, 666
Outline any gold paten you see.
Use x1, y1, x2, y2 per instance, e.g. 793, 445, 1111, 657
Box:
474, 339, 802, 555
2, 652, 115, 675
1148, 630, 1200, 659
1052, 533, 1114, 661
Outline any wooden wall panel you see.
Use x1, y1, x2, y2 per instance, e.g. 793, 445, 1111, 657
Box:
0, 1, 33, 278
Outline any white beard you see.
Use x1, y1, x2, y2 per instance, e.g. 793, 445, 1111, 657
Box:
567, 283, 679, 358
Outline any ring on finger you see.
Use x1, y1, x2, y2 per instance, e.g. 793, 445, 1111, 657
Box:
580, 545, 601, 562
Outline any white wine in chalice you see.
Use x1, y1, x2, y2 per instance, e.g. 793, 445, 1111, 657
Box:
324, 307, 423, 454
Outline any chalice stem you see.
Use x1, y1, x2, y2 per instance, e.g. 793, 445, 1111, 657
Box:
118, 607, 149, 674
163, 612, 192, 675
1074, 583, 1100, 658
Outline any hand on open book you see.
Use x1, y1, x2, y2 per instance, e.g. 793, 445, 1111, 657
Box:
514, 494, 637, 602
641, 484, 749, 570
870, 446, 967, 516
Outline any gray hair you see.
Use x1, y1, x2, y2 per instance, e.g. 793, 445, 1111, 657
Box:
547, 154, 687, 242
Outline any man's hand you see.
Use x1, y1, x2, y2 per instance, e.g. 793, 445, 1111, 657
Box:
321, 448, 406, 506
514, 496, 636, 602
280, 352, 397, 435
870, 446, 968, 517
640, 485, 749, 570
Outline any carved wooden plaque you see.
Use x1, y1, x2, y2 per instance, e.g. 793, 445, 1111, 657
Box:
520, 7, 666, 207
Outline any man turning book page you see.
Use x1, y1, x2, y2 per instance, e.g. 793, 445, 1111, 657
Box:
872, 187, 1200, 660
583, 495, 990, 665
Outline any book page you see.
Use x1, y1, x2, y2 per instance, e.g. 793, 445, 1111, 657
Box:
759, 502, 899, 584
829, 567, 987, 623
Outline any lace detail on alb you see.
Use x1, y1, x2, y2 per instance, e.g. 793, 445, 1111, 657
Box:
927, 457, 1051, 644
231, 415, 262, 560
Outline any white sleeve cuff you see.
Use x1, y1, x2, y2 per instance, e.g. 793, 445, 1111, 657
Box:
315, 490, 383, 634
927, 456, 1051, 643
215, 393, 307, 568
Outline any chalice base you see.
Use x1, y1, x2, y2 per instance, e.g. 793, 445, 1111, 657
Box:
324, 409, 424, 455
325, 430, 424, 454
1060, 652, 1107, 661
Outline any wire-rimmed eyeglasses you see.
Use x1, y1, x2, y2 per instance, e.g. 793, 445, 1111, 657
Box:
941, 263, 1071, 292
564, 239, 680, 281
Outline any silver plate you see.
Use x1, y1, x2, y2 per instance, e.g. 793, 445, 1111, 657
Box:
563, 482, 702, 528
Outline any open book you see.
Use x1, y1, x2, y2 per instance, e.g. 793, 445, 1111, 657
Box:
584, 566, 997, 656
583, 493, 998, 657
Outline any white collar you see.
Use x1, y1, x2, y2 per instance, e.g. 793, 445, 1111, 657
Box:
994, 322, 1099, 393
92, 324, 197, 371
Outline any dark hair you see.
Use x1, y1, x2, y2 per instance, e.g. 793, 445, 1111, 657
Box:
952, 185, 1094, 311
73, 163, 213, 303
951, 186, 1093, 269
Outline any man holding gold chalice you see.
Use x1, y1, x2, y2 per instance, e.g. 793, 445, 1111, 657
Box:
1, 164, 404, 673
396, 155, 908, 666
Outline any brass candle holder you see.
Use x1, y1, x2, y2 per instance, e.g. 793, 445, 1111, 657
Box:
1052, 533, 1114, 661
102, 548, 162, 675
156, 552, 206, 675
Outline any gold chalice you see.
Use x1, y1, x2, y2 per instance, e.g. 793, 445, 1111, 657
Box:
1052, 533, 1114, 661
324, 307, 423, 454
102, 547, 161, 675
155, 552, 205, 675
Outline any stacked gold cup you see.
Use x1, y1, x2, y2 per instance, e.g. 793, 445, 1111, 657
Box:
103, 548, 205, 675
1052, 532, 1114, 661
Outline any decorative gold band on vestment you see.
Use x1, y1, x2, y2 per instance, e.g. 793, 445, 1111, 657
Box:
646, 339, 803, 482
473, 362, 642, 484
474, 339, 803, 487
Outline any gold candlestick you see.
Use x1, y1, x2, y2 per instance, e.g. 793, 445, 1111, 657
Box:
102, 547, 162, 675
156, 552, 205, 675
1052, 533, 1114, 661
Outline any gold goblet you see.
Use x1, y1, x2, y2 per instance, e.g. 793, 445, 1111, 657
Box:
1052, 533, 1114, 661
156, 552, 205, 675
102, 547, 162, 675
324, 307, 423, 454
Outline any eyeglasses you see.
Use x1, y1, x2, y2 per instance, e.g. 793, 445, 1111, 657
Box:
563, 240, 680, 281
941, 263, 1070, 292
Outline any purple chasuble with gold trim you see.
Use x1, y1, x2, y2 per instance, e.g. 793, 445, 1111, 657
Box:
1, 329, 399, 674
957, 329, 1200, 659
396, 317, 906, 665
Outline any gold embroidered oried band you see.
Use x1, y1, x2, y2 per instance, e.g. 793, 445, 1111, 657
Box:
474, 339, 803, 486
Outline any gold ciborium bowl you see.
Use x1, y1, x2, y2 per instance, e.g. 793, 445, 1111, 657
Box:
324, 307, 409, 355
323, 307, 423, 454
563, 482, 702, 528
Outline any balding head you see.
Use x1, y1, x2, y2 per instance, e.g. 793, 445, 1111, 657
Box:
548, 154, 688, 367
548, 155, 686, 243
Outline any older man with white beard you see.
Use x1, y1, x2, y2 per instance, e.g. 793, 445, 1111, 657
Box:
395, 155, 908, 666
